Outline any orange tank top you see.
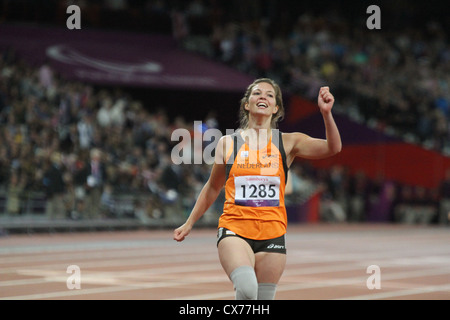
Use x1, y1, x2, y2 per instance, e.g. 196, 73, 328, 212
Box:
218, 129, 289, 240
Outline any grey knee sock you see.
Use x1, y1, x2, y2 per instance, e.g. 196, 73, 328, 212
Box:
257, 283, 277, 300
229, 266, 258, 300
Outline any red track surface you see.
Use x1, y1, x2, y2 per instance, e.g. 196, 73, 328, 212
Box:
1, 224, 449, 300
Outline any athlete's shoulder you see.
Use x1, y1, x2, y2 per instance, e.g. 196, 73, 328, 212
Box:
218, 134, 233, 147
215, 135, 234, 164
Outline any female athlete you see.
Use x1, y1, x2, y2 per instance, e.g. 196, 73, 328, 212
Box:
173, 78, 342, 300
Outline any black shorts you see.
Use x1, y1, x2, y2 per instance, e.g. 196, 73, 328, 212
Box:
217, 227, 287, 254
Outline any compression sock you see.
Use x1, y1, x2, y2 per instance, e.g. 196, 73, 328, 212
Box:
257, 283, 277, 300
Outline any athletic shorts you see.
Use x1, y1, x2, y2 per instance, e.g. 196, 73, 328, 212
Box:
217, 227, 287, 254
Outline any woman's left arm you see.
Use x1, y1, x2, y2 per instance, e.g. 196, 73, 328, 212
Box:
284, 87, 342, 162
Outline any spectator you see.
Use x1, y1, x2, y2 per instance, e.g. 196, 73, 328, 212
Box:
348, 170, 370, 222
5, 171, 25, 215
100, 183, 115, 217
77, 113, 95, 149
83, 148, 107, 219
43, 152, 66, 219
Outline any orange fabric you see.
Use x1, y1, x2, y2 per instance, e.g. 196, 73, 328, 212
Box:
218, 133, 287, 240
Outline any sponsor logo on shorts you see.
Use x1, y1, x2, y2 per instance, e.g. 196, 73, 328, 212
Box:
267, 243, 285, 250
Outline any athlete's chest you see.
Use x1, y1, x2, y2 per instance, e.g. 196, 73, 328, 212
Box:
232, 144, 282, 175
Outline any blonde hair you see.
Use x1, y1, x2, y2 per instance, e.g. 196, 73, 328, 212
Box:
238, 78, 284, 129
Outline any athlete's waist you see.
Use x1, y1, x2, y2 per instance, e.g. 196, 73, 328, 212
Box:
218, 216, 287, 240
222, 203, 286, 219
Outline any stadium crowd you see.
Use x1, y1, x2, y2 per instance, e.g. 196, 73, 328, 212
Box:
1, 47, 448, 225
170, 1, 450, 153
1, 1, 448, 151
0, 0, 449, 225
0, 48, 214, 221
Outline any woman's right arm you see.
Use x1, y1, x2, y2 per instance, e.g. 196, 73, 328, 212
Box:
173, 136, 228, 242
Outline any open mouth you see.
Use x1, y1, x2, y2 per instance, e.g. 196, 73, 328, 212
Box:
257, 102, 268, 108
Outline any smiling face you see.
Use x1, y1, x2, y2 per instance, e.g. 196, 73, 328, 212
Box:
239, 78, 284, 129
246, 82, 279, 117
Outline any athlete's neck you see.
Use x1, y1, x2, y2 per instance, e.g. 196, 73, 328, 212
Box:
241, 128, 272, 150
247, 116, 271, 131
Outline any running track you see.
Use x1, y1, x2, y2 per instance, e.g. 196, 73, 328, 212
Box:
0, 224, 449, 300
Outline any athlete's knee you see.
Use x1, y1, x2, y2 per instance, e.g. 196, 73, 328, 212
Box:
230, 266, 258, 300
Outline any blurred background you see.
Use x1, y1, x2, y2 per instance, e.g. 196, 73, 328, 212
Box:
0, 0, 449, 233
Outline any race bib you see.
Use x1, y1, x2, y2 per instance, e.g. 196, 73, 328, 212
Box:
234, 175, 280, 207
